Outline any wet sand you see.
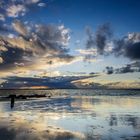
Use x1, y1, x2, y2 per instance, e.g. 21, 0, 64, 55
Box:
0, 91, 140, 140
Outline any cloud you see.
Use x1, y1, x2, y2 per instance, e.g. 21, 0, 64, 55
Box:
0, 0, 45, 19
0, 117, 83, 140
0, 0, 91, 85
76, 49, 104, 63
113, 33, 140, 60
95, 23, 113, 54
25, 0, 41, 4
85, 23, 113, 54
0, 21, 78, 77
35, 24, 70, 47
0, 75, 92, 89
85, 26, 95, 49
37, 3, 46, 7
12, 20, 29, 37
6, 4, 26, 17
0, 57, 3, 63
105, 61, 140, 74
103, 81, 140, 89
84, 24, 140, 61
77, 48, 97, 56
115, 65, 135, 74
0, 44, 33, 70
84, 23, 113, 62
105, 66, 114, 74
34, 55, 80, 70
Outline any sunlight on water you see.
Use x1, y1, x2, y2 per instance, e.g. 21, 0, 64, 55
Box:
0, 89, 140, 140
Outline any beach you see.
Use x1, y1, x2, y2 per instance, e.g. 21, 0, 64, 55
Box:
0, 89, 140, 140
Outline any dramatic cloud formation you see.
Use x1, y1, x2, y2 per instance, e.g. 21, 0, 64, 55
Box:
84, 24, 140, 62
0, 20, 78, 76
0, 0, 139, 89
0, 0, 68, 78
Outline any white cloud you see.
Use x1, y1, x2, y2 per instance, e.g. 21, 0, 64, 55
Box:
38, 3, 46, 7
7, 34, 15, 38
6, 4, 26, 17
25, 0, 40, 4
76, 48, 97, 56
14, 62, 25, 67
0, 57, 3, 63
104, 41, 114, 53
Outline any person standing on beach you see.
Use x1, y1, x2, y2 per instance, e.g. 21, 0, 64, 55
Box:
10, 95, 16, 109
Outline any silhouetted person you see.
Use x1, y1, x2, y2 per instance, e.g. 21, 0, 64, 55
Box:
10, 95, 16, 109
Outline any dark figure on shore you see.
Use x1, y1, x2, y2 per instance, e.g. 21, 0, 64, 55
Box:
9, 95, 16, 109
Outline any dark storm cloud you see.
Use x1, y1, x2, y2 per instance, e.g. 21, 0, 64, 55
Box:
84, 24, 140, 61
85, 23, 113, 54
0, 46, 33, 70
84, 23, 113, 62
105, 61, 140, 74
0, 36, 31, 69
125, 42, 140, 59
95, 23, 113, 55
113, 33, 140, 60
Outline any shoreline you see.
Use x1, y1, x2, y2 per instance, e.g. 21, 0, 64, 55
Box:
0, 88, 140, 90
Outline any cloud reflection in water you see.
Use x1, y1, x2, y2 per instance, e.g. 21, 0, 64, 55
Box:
0, 93, 140, 140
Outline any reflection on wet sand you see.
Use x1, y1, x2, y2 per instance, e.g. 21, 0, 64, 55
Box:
0, 94, 140, 140
0, 113, 84, 140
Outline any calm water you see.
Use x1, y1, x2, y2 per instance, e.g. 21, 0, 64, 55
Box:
0, 89, 140, 140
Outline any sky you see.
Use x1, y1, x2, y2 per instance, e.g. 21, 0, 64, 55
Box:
0, 0, 140, 89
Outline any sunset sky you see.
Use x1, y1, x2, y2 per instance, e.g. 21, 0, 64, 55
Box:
0, 0, 140, 89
